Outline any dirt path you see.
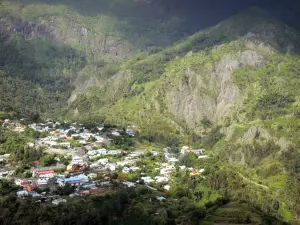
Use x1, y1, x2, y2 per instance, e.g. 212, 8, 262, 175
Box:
236, 171, 269, 190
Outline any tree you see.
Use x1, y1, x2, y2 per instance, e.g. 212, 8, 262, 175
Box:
180, 153, 197, 167
39, 155, 56, 167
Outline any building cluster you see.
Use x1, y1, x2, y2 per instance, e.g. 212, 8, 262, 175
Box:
1, 119, 210, 205
0, 119, 25, 132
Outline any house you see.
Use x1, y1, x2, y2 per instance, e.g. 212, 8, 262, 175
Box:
87, 149, 107, 156
156, 196, 166, 201
108, 150, 122, 155
111, 131, 120, 136
126, 128, 135, 136
98, 158, 108, 165
141, 176, 154, 184
181, 146, 190, 154
82, 183, 96, 189
154, 176, 169, 183
164, 185, 171, 191
88, 173, 97, 179
129, 166, 140, 171
79, 140, 87, 145
190, 149, 205, 155
105, 163, 116, 171
52, 198, 67, 205
37, 178, 48, 186
36, 170, 55, 178
160, 166, 176, 175
71, 134, 80, 138
0, 154, 10, 159
117, 159, 136, 167
181, 146, 205, 155
17, 190, 29, 197
76, 174, 89, 182
72, 156, 84, 165
179, 166, 186, 170
164, 154, 173, 160
29, 191, 41, 198
95, 136, 105, 142
100, 181, 112, 187
190, 170, 200, 176
90, 163, 100, 169
59, 142, 71, 148
123, 181, 136, 187
198, 155, 208, 159
122, 167, 130, 173
97, 127, 104, 131
27, 143, 34, 148
168, 158, 179, 165
57, 177, 85, 187
15, 179, 32, 186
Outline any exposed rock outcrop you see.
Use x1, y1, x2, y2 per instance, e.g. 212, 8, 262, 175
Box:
0, 17, 132, 58
166, 50, 265, 129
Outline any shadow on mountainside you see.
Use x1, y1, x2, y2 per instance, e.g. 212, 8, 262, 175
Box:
4, 0, 268, 49
0, 30, 86, 117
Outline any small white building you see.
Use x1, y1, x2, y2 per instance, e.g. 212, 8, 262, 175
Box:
122, 167, 130, 173
98, 158, 109, 165
105, 163, 116, 171
154, 176, 169, 183
123, 181, 136, 187
164, 185, 171, 191
141, 176, 154, 184
111, 131, 120, 136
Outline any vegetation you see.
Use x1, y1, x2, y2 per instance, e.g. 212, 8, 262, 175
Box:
1, 1, 300, 224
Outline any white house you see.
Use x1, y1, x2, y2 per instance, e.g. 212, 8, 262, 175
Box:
105, 163, 116, 171
141, 176, 154, 184
111, 131, 120, 136
164, 185, 171, 191
168, 158, 179, 165
122, 167, 130, 173
98, 158, 109, 165
72, 156, 84, 164
154, 176, 169, 183
123, 181, 136, 187
130, 166, 140, 171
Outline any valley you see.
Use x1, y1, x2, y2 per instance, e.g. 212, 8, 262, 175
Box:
0, 118, 287, 225
0, 0, 300, 224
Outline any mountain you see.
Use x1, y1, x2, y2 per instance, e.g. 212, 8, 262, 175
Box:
1, 1, 300, 223
67, 8, 300, 223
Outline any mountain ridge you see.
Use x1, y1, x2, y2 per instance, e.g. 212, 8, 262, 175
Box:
1, 3, 300, 223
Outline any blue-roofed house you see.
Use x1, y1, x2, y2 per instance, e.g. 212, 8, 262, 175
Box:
87, 149, 107, 156
108, 150, 122, 155
57, 177, 85, 187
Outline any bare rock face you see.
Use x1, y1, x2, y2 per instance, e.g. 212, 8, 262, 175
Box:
68, 76, 100, 104
166, 50, 265, 130
0, 18, 132, 58
239, 126, 271, 144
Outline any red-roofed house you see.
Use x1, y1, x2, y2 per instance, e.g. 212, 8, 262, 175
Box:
36, 170, 55, 178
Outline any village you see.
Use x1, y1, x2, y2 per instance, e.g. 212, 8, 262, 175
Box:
0, 119, 209, 205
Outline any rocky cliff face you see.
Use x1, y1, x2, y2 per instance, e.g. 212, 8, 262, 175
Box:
165, 50, 265, 129
0, 17, 132, 58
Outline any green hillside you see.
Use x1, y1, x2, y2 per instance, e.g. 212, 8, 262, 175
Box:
0, 0, 205, 118
67, 8, 300, 223
1, 1, 300, 223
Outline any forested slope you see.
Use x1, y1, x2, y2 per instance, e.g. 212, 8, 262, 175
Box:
67, 8, 300, 223
2, 0, 224, 118
1, 1, 300, 223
